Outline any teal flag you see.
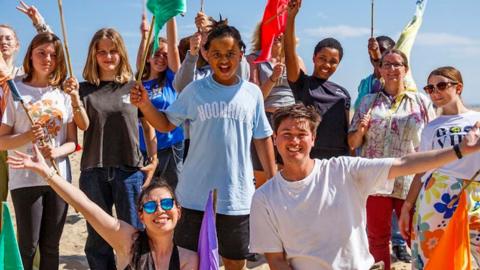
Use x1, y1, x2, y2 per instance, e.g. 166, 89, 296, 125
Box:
0, 202, 23, 270
146, 0, 186, 53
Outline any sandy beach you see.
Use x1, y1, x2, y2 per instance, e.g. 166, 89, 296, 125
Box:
8, 106, 480, 269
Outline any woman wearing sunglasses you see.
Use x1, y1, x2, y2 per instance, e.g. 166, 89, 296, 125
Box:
348, 49, 436, 268
398, 66, 480, 268
7, 145, 199, 270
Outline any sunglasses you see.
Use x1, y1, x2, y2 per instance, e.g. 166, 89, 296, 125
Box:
423, 81, 458, 94
142, 198, 175, 214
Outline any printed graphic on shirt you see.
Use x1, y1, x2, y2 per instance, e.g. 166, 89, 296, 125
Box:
27, 98, 64, 142
197, 101, 253, 123
433, 124, 475, 148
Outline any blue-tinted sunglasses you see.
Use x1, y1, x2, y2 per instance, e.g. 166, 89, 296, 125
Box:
142, 199, 174, 214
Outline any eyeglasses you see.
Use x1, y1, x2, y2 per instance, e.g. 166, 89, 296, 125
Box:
142, 198, 175, 214
381, 62, 404, 69
423, 81, 458, 94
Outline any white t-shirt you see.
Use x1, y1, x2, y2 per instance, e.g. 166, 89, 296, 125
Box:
1, 80, 73, 190
419, 110, 480, 181
250, 157, 395, 270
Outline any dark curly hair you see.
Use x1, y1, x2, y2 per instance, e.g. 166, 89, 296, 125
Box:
204, 24, 246, 53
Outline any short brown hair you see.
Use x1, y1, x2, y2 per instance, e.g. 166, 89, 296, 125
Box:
272, 104, 321, 134
428, 66, 463, 85
380, 49, 409, 69
83, 28, 132, 85
22, 32, 67, 87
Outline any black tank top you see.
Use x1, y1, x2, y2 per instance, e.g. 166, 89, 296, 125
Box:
126, 231, 180, 270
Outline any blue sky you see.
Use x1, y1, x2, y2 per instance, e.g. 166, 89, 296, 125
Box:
2, 0, 479, 105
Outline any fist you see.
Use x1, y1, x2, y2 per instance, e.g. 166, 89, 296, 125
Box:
189, 32, 202, 56
63, 77, 79, 97
130, 83, 149, 108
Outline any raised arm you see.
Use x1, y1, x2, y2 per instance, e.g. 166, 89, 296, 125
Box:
64, 77, 89, 130
16, 1, 52, 33
130, 83, 177, 132
284, 0, 302, 82
172, 34, 200, 93
7, 146, 138, 258
136, 13, 150, 71
388, 124, 480, 179
166, 18, 181, 73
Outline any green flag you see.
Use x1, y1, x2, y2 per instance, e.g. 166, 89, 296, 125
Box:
147, 0, 187, 53
0, 202, 23, 270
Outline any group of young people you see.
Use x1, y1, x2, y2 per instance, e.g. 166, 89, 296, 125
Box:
1, 0, 480, 270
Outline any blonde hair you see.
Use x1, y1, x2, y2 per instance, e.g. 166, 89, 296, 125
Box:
83, 28, 132, 85
22, 32, 67, 87
250, 22, 298, 55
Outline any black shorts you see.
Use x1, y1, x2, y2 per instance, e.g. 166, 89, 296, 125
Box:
174, 208, 250, 260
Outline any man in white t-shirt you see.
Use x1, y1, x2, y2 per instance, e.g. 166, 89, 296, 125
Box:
249, 104, 480, 270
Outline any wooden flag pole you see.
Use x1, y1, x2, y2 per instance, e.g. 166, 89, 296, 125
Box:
136, 16, 156, 83
212, 189, 217, 215
370, 0, 375, 38
57, 0, 74, 77
447, 169, 480, 208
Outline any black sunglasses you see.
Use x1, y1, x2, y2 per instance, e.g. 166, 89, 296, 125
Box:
142, 199, 175, 214
423, 81, 458, 94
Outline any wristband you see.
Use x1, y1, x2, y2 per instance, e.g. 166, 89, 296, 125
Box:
453, 144, 463, 159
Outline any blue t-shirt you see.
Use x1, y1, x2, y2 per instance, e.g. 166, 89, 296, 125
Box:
166, 75, 272, 215
139, 69, 184, 152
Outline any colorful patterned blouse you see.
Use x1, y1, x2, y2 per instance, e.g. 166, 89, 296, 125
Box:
350, 90, 436, 199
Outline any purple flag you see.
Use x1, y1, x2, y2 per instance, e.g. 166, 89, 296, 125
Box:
198, 191, 219, 270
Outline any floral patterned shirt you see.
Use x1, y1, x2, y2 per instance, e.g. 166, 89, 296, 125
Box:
350, 90, 436, 199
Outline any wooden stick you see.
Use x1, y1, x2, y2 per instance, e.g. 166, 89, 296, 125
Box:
57, 0, 74, 77
136, 16, 156, 83
263, 6, 288, 26
447, 169, 480, 208
370, 0, 375, 38
212, 189, 217, 215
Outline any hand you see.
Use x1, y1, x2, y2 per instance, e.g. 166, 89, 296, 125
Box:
287, 0, 302, 17
140, 12, 150, 37
195, 12, 212, 33
63, 77, 80, 98
399, 202, 413, 239
38, 143, 59, 160
465, 121, 480, 147
130, 83, 150, 108
368, 37, 381, 61
7, 144, 50, 177
189, 32, 202, 56
141, 160, 158, 188
16, 1, 45, 26
271, 63, 285, 81
358, 114, 371, 135
30, 122, 45, 143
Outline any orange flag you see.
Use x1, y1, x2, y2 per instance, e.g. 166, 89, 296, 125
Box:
425, 191, 471, 270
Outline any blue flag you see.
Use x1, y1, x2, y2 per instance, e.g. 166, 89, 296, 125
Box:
198, 191, 219, 270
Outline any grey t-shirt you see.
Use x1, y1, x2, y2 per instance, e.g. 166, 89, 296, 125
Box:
257, 61, 295, 109
79, 81, 143, 170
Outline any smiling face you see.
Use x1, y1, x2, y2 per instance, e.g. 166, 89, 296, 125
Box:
139, 187, 180, 233
426, 75, 462, 108
379, 53, 408, 84
148, 42, 168, 74
31, 42, 57, 78
95, 38, 121, 75
312, 47, 340, 80
274, 117, 316, 164
206, 36, 243, 85
0, 26, 19, 59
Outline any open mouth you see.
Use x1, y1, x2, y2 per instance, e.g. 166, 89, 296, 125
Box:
218, 64, 231, 74
287, 145, 301, 153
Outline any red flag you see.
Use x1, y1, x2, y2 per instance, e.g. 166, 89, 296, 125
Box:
255, 0, 288, 63
425, 190, 471, 270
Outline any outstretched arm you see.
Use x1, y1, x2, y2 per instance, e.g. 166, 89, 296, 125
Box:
285, 0, 302, 82
130, 83, 177, 132
389, 123, 480, 179
7, 146, 138, 258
